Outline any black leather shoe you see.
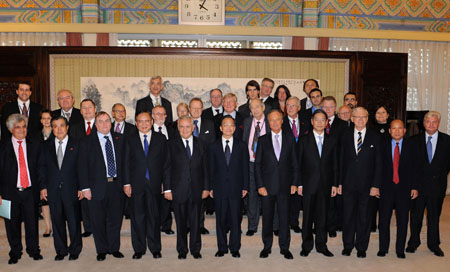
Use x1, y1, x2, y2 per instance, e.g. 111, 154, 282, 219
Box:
377, 251, 386, 257
200, 227, 209, 235
396, 252, 406, 259
152, 252, 162, 259
432, 247, 444, 257
273, 230, 279, 236
300, 250, 310, 257
328, 231, 337, 238
82, 231, 92, 238
97, 253, 106, 261
8, 257, 19, 264
290, 225, 302, 233
162, 229, 175, 235
32, 254, 43, 260
215, 251, 226, 257
281, 250, 293, 259
206, 210, 214, 215
178, 253, 187, 259
317, 249, 334, 257
69, 254, 79, 260
43, 231, 52, 238
54, 254, 65, 261
132, 253, 143, 259
357, 251, 366, 258
246, 230, 256, 236
405, 246, 416, 253
231, 251, 240, 258
112, 251, 124, 258
192, 252, 202, 259
259, 249, 271, 258
341, 249, 352, 256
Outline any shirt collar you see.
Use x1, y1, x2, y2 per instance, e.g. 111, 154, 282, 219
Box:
139, 130, 152, 139
55, 135, 69, 144
313, 130, 324, 138
17, 99, 30, 107
425, 131, 438, 139
391, 138, 403, 145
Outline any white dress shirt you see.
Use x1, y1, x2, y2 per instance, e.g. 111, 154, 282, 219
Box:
84, 119, 95, 132
223, 110, 237, 119
11, 136, 32, 188
288, 115, 300, 135
153, 124, 168, 139
354, 127, 367, 153
222, 136, 233, 153
425, 131, 438, 159
182, 136, 194, 153
139, 130, 152, 150
61, 107, 73, 119
212, 106, 223, 116
150, 93, 161, 106
328, 115, 335, 126
17, 99, 30, 115
113, 121, 124, 134
97, 132, 117, 178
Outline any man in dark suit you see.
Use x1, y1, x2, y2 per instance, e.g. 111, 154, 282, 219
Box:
303, 88, 324, 124
299, 79, 319, 112
78, 111, 125, 261
69, 98, 97, 237
51, 89, 83, 129
190, 98, 216, 234
406, 111, 450, 257
238, 80, 271, 120
209, 116, 249, 258
338, 105, 352, 128
255, 110, 299, 260
344, 92, 358, 110
0, 113, 43, 264
297, 109, 338, 257
164, 116, 210, 260
1, 82, 43, 140
40, 116, 83, 261
242, 99, 269, 236
339, 107, 382, 258
135, 76, 173, 123
111, 103, 136, 137
124, 112, 170, 260
202, 88, 223, 122
378, 120, 418, 259
260, 78, 276, 109
214, 93, 244, 140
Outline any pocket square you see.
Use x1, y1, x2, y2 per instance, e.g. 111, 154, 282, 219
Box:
205, 130, 210, 134
370, 145, 374, 148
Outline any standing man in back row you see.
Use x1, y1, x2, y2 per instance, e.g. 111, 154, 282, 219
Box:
135, 76, 173, 124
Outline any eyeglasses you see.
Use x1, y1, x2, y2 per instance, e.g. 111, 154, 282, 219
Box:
352, 115, 368, 119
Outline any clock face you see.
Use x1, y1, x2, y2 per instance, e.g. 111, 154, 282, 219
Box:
179, 0, 225, 25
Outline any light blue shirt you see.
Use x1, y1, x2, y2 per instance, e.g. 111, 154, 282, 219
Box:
425, 131, 438, 159
97, 132, 117, 178
312, 106, 322, 113
224, 110, 236, 119
391, 138, 403, 159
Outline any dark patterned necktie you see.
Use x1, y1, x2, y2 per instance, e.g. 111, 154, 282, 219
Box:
251, 121, 260, 158
104, 136, 116, 177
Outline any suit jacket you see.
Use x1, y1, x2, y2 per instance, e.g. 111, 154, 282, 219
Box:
238, 100, 272, 121
329, 115, 348, 140
263, 96, 276, 109
380, 137, 417, 196
282, 113, 309, 140
208, 137, 249, 199
153, 124, 178, 140
135, 95, 173, 124
165, 136, 209, 203
51, 108, 83, 128
0, 137, 43, 203
78, 132, 125, 201
197, 118, 216, 144
297, 133, 338, 195
69, 121, 97, 140
213, 112, 244, 140
124, 131, 170, 195
254, 130, 299, 196
111, 121, 136, 137
41, 137, 80, 202
412, 132, 450, 197
202, 107, 217, 122
339, 128, 382, 193
1, 101, 43, 140
300, 97, 308, 112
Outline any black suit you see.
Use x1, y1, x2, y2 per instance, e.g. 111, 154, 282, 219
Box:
213, 112, 244, 140
208, 137, 249, 252
379, 137, 416, 254
41, 137, 82, 256
300, 97, 308, 112
165, 136, 209, 255
201, 107, 221, 122
297, 133, 338, 252
0, 137, 43, 258
1, 101, 43, 140
125, 131, 170, 255
407, 132, 450, 251
69, 121, 97, 140
78, 132, 125, 255
51, 108, 83, 129
262, 96, 276, 109
255, 130, 299, 251
111, 121, 136, 137
339, 128, 382, 252
135, 95, 173, 124
195, 118, 216, 145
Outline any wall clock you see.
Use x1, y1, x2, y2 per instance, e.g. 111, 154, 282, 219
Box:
178, 0, 225, 25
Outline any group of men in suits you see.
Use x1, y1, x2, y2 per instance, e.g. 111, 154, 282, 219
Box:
1, 79, 450, 265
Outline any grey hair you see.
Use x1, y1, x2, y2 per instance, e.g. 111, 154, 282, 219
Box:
178, 115, 193, 124
424, 110, 441, 121
6, 113, 28, 131
286, 96, 300, 105
150, 75, 162, 82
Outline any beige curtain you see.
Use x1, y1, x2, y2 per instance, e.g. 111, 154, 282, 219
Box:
0, 32, 66, 46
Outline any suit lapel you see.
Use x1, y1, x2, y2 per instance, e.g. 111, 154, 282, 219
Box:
431, 132, 443, 164
49, 139, 59, 169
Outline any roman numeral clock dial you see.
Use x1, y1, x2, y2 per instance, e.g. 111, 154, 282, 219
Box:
179, 0, 225, 25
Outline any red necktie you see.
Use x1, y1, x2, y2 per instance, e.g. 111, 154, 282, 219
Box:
325, 119, 331, 134
393, 142, 400, 184
86, 121, 92, 135
18, 140, 30, 188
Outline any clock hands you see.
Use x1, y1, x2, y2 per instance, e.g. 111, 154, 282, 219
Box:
199, 0, 208, 11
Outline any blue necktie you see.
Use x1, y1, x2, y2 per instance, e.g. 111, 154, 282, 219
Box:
193, 120, 199, 137
144, 135, 150, 180
318, 135, 323, 158
186, 139, 192, 160
427, 136, 433, 163
104, 136, 116, 177
225, 140, 231, 165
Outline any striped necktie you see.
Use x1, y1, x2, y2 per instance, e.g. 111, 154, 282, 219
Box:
357, 132, 362, 154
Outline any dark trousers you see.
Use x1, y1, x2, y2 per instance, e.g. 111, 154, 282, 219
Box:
173, 199, 202, 254
130, 183, 161, 254
335, 194, 344, 230
215, 198, 242, 252
370, 197, 379, 230
378, 187, 410, 254
4, 189, 40, 258
342, 191, 374, 252
289, 194, 302, 228
302, 193, 329, 252
327, 196, 338, 232
261, 195, 290, 251
247, 162, 260, 231
408, 195, 444, 251
88, 182, 123, 254
81, 198, 91, 232
49, 194, 82, 256
160, 197, 173, 231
